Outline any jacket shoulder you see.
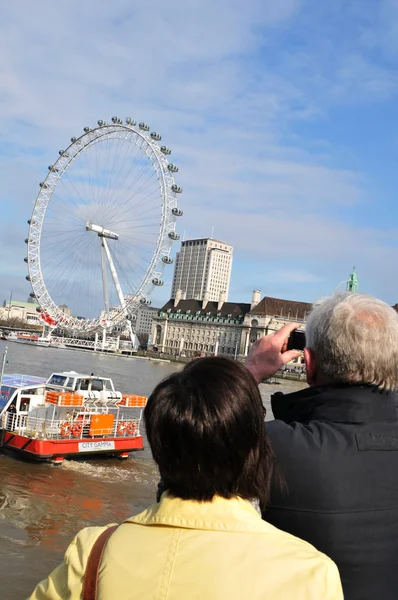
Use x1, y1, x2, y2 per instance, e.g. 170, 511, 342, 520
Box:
27, 525, 114, 600
266, 418, 300, 442
253, 524, 343, 598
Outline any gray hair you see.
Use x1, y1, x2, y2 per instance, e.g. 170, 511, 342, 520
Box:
306, 293, 398, 391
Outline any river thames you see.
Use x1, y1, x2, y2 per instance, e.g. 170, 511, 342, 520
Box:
0, 340, 306, 599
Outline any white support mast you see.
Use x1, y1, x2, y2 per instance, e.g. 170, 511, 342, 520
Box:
101, 237, 126, 313
100, 240, 110, 315
86, 221, 139, 350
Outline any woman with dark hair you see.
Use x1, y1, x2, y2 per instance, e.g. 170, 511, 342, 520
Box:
29, 357, 342, 600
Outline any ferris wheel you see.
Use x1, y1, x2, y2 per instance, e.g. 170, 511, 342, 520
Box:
25, 117, 183, 336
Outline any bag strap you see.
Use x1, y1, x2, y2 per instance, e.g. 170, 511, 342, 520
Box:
82, 525, 118, 600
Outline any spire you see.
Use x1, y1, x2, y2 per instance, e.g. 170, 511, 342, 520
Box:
346, 266, 358, 293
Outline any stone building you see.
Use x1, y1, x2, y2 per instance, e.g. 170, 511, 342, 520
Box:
171, 238, 233, 302
240, 291, 311, 356
136, 305, 159, 337
0, 300, 41, 325
151, 290, 250, 357
151, 289, 312, 359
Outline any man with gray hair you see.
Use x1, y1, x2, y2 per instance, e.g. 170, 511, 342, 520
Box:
246, 293, 398, 600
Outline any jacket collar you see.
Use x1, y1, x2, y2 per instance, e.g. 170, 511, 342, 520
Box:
128, 493, 268, 533
271, 384, 398, 425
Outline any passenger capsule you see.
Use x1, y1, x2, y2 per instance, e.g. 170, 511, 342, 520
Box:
112, 116, 118, 123
162, 256, 173, 264
26, 275, 31, 281
126, 117, 137, 126
172, 208, 183, 217
48, 165, 59, 172
168, 231, 180, 241
39, 182, 48, 189
171, 184, 182, 193
27, 219, 31, 225
97, 120, 104, 126
140, 297, 151, 305
84, 127, 90, 133
160, 146, 171, 155
36, 307, 41, 313
139, 122, 150, 131
150, 132, 161, 141
29, 292, 36, 299
59, 150, 69, 157
167, 164, 178, 173
71, 137, 76, 143
152, 278, 164, 286
24, 257, 28, 263
25, 238, 29, 244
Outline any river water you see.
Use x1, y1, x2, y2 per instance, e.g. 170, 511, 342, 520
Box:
0, 340, 306, 599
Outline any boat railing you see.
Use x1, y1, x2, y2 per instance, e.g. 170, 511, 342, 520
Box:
2, 410, 142, 440
3, 412, 28, 433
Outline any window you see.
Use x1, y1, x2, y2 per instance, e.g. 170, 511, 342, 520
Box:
91, 379, 104, 392
48, 375, 67, 387
78, 379, 90, 391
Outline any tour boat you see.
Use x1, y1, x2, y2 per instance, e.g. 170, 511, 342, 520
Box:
0, 371, 147, 464
6, 332, 19, 341
6, 333, 50, 347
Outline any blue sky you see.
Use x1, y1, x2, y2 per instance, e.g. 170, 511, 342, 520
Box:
1, 0, 398, 310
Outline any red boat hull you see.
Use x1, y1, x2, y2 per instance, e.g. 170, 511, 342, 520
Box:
1, 431, 144, 462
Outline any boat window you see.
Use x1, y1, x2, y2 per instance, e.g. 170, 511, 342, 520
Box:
48, 375, 67, 387
20, 398, 30, 412
0, 386, 17, 411
91, 379, 104, 392
64, 378, 74, 388
78, 379, 90, 391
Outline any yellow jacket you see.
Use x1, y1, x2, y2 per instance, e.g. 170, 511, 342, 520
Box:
28, 493, 343, 600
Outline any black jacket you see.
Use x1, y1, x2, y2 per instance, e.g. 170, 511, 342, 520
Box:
265, 384, 398, 600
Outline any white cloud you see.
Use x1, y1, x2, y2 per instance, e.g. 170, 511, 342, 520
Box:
1, 0, 398, 311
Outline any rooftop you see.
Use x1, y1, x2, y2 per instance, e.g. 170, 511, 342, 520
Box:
160, 299, 250, 319
181, 237, 232, 247
1, 374, 47, 389
251, 296, 312, 320
3, 300, 40, 309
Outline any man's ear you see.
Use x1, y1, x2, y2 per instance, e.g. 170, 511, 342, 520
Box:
304, 347, 317, 386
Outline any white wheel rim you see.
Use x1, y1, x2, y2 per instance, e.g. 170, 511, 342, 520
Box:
26, 121, 181, 332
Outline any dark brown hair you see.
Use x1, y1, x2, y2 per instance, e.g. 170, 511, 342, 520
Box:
144, 357, 276, 512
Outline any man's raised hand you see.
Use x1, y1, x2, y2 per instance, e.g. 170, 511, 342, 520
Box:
246, 323, 302, 383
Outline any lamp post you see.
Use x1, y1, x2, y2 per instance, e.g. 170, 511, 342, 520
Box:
0, 346, 8, 389
7, 291, 12, 321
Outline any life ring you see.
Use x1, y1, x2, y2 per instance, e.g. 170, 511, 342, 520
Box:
61, 422, 71, 438
126, 421, 137, 436
72, 422, 83, 438
117, 421, 127, 436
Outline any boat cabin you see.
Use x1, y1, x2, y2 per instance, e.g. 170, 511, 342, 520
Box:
46, 371, 116, 394
0, 374, 47, 415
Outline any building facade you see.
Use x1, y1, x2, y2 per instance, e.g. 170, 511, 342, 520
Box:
171, 238, 233, 302
239, 291, 311, 357
135, 305, 159, 337
0, 300, 41, 325
151, 292, 250, 357
151, 290, 312, 360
